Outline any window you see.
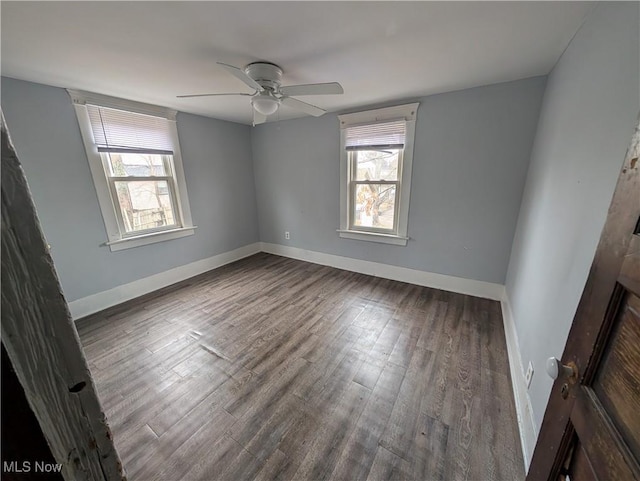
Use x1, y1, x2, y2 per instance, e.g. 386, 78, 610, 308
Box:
338, 103, 419, 246
69, 90, 195, 251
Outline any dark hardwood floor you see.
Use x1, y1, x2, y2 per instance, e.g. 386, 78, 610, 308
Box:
76, 253, 524, 480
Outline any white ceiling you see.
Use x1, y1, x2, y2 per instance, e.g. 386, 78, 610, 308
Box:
1, 1, 595, 125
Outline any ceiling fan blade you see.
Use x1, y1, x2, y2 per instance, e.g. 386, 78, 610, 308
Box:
177, 92, 255, 98
281, 97, 326, 117
253, 110, 267, 126
217, 62, 263, 92
280, 82, 344, 97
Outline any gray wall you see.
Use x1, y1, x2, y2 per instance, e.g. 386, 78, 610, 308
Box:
1, 78, 260, 302
505, 2, 639, 433
252, 77, 546, 284
2, 75, 545, 304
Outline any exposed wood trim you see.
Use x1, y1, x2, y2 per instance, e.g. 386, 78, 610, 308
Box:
527, 117, 640, 479
1, 113, 125, 480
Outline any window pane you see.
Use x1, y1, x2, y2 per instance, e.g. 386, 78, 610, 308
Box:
114, 180, 176, 233
354, 150, 399, 181
353, 183, 396, 230
106, 152, 168, 177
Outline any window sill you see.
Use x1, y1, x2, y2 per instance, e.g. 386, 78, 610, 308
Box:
104, 226, 197, 252
337, 229, 408, 246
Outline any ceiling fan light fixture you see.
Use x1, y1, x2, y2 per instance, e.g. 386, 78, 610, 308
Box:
251, 95, 280, 116
179, 61, 343, 123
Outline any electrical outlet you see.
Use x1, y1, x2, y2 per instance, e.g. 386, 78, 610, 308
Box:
285, 231, 290, 240
525, 361, 534, 388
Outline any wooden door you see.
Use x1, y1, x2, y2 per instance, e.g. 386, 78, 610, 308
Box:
527, 119, 640, 480
1, 113, 124, 479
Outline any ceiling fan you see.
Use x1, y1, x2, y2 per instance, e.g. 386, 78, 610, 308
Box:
178, 62, 344, 125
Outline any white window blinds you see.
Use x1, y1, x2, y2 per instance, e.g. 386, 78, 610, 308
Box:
87, 105, 174, 154
344, 120, 406, 151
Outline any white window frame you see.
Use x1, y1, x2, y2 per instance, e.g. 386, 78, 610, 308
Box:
338, 103, 419, 246
104, 153, 180, 237
69, 90, 196, 252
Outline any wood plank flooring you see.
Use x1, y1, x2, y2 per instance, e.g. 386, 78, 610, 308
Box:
77, 253, 524, 480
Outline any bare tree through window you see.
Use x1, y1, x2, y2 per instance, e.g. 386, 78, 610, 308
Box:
105, 153, 177, 234
351, 149, 400, 230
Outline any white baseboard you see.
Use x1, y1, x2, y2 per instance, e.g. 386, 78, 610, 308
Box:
260, 242, 504, 301
69, 241, 504, 320
69, 240, 533, 469
266, 242, 540, 462
501, 294, 537, 472
68, 242, 261, 320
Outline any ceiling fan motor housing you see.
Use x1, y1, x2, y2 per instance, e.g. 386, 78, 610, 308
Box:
245, 62, 283, 92
178, 60, 340, 123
